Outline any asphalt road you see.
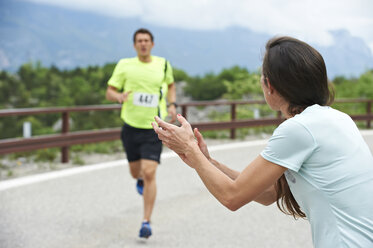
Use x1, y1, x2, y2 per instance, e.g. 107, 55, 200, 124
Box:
1, 131, 372, 248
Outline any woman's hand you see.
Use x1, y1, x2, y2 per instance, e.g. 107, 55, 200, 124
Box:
152, 114, 199, 166
193, 128, 211, 160
152, 114, 196, 154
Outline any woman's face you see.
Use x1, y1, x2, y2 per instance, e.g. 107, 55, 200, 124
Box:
260, 74, 290, 115
260, 74, 275, 111
260, 75, 269, 100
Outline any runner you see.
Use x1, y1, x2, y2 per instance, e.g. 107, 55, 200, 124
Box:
106, 28, 176, 238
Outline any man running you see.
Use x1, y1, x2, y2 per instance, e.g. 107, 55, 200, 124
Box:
106, 28, 177, 238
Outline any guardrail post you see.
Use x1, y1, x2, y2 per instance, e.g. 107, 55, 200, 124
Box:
367, 101, 372, 129
61, 111, 69, 163
182, 105, 187, 120
230, 104, 236, 139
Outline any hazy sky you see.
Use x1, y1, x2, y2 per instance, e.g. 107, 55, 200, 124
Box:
26, 0, 373, 53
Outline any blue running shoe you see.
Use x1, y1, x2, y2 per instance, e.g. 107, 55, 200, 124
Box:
136, 179, 144, 195
139, 221, 152, 238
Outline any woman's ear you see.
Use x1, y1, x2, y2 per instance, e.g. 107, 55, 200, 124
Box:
265, 78, 275, 95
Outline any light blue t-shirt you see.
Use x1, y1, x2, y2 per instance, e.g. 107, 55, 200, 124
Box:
261, 104, 373, 248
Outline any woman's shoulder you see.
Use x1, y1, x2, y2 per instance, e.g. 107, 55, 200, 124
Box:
293, 104, 352, 126
275, 117, 313, 139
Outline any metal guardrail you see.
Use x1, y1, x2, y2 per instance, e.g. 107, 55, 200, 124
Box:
0, 99, 372, 163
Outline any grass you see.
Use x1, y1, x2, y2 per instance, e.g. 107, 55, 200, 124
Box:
72, 154, 85, 165
34, 148, 58, 162
70, 140, 123, 154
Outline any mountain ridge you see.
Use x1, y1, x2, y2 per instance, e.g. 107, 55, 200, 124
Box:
1, 0, 372, 78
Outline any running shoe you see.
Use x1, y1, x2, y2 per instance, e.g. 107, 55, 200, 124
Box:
139, 221, 152, 238
136, 179, 144, 195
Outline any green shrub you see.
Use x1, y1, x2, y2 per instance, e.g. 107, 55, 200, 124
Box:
72, 155, 85, 165
70, 140, 122, 154
34, 148, 58, 162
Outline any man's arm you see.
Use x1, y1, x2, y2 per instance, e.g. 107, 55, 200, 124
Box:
167, 83, 177, 122
106, 85, 131, 103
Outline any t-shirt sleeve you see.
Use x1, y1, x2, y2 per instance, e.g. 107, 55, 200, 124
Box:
260, 119, 316, 172
165, 60, 174, 85
107, 60, 126, 90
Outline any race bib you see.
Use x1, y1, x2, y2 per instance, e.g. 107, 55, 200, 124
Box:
133, 92, 159, 107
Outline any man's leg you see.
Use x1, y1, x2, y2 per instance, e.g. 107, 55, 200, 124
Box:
128, 160, 142, 179
122, 124, 144, 191
128, 160, 145, 195
140, 159, 158, 221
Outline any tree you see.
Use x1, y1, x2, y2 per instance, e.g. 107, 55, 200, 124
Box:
184, 73, 226, 100
173, 68, 190, 82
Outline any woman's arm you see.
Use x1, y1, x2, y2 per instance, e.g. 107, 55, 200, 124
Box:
193, 151, 284, 210
207, 156, 278, 206
153, 115, 285, 211
193, 128, 240, 180
208, 158, 240, 180
194, 127, 278, 206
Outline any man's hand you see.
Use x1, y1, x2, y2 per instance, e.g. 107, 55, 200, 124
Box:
167, 105, 177, 123
166, 83, 176, 123
117, 91, 131, 104
106, 86, 131, 104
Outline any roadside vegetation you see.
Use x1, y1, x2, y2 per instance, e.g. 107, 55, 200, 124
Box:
0, 62, 372, 169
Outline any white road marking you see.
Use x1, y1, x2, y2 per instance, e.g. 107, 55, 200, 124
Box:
1, 129, 372, 191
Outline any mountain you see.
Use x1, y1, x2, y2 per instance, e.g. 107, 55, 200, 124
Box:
1, 1, 373, 78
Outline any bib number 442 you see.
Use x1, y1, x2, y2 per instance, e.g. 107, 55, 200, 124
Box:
133, 92, 159, 107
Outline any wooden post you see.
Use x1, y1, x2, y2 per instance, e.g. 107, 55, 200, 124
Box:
182, 105, 187, 120
367, 101, 372, 129
61, 111, 69, 163
230, 104, 236, 139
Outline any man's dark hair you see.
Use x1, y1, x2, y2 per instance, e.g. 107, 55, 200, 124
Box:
133, 28, 154, 43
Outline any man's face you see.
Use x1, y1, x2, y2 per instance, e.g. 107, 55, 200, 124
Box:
134, 33, 154, 57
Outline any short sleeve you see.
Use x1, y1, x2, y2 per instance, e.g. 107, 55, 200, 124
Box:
260, 119, 316, 172
107, 60, 126, 90
165, 60, 174, 85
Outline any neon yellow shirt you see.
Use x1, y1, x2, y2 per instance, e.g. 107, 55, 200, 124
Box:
108, 56, 174, 129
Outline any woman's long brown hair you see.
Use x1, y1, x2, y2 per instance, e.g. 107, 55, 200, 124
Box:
262, 36, 335, 219
275, 175, 306, 219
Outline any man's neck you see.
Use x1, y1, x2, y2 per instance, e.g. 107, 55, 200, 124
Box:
138, 55, 152, 63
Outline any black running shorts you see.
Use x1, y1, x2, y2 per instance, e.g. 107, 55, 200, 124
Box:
121, 123, 162, 163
